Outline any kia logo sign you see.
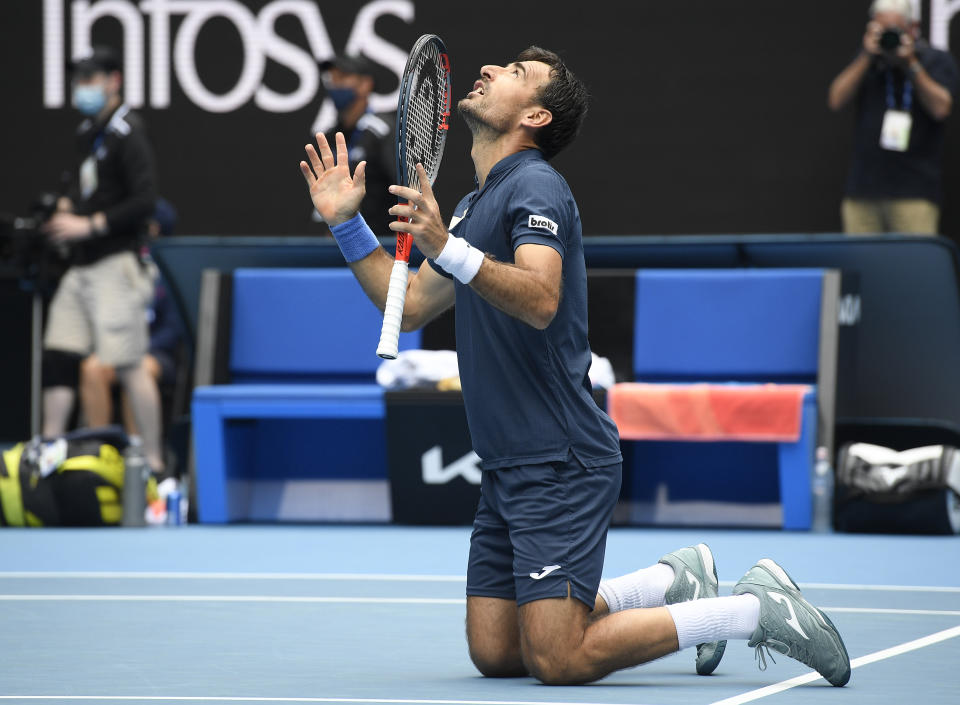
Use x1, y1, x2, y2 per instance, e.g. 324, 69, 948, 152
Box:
421, 446, 481, 485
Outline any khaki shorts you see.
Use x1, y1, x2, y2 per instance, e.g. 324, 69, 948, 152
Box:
44, 251, 155, 367
841, 198, 940, 235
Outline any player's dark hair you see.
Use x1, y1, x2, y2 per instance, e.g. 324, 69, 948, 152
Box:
516, 46, 588, 159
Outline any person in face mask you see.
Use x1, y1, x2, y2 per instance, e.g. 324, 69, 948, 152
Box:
40, 46, 166, 479
314, 55, 396, 235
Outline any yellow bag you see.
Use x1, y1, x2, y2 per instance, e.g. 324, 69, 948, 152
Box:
0, 431, 156, 527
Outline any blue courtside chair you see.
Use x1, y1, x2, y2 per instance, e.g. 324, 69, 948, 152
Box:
191, 269, 421, 523
614, 268, 839, 530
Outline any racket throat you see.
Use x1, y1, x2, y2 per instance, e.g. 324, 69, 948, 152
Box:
395, 203, 413, 263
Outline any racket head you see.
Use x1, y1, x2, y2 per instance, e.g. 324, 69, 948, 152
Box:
395, 34, 452, 192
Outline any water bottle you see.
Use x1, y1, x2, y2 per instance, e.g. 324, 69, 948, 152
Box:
811, 446, 835, 532
122, 436, 149, 527
166, 479, 186, 526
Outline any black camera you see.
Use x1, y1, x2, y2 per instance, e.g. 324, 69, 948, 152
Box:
0, 192, 67, 281
880, 28, 903, 52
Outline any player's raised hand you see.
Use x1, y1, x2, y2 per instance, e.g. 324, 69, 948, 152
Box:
299, 132, 366, 227
388, 163, 448, 259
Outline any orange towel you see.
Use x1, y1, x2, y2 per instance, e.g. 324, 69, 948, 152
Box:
607, 383, 811, 442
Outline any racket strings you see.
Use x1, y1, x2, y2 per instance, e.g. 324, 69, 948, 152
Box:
402, 42, 449, 191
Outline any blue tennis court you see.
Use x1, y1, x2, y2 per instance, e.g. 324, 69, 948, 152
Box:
1, 525, 957, 704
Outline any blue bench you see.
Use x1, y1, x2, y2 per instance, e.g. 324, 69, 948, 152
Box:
613, 268, 838, 530
191, 269, 421, 523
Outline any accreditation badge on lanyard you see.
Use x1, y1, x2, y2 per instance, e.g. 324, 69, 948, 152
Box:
880, 71, 913, 152
79, 156, 98, 199
79, 132, 105, 199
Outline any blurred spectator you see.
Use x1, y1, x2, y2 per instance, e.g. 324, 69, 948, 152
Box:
80, 199, 182, 455
314, 55, 396, 235
40, 46, 166, 474
828, 0, 958, 234
148, 197, 177, 239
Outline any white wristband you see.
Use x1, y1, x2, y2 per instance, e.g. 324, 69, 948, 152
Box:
435, 233, 484, 284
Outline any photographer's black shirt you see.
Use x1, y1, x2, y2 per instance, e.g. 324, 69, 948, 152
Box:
319, 111, 396, 236
845, 44, 959, 203
67, 104, 157, 265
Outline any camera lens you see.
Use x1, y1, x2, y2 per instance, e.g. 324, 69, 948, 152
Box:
880, 28, 902, 52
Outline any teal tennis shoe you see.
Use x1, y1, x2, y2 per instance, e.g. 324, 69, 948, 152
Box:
659, 543, 727, 675
733, 558, 851, 687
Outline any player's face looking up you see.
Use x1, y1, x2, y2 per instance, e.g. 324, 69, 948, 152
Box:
458, 60, 551, 134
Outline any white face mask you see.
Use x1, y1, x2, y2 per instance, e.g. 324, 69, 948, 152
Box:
73, 84, 107, 116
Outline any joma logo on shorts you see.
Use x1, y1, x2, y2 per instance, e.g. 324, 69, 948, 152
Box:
528, 215, 558, 235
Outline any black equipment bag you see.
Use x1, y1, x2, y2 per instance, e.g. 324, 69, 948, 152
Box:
835, 443, 960, 535
0, 426, 150, 527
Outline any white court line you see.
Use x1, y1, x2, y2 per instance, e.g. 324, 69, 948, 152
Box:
0, 595, 956, 616
0, 595, 466, 605
0, 572, 466, 582
1, 572, 957, 592
797, 581, 960, 593
718, 580, 960, 593
0, 698, 647, 705
707, 623, 960, 705
823, 606, 960, 617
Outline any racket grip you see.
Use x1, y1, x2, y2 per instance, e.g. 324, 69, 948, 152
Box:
376, 259, 410, 359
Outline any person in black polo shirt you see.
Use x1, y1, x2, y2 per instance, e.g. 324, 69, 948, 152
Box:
41, 46, 165, 476
313, 55, 395, 235
298, 48, 850, 687
828, 0, 958, 234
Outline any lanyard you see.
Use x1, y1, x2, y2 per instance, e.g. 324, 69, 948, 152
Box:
346, 108, 373, 154
88, 127, 107, 157
885, 70, 913, 112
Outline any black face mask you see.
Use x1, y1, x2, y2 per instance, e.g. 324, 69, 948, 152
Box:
327, 87, 357, 111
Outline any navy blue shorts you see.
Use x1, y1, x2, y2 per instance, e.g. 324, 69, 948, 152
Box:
466, 454, 622, 609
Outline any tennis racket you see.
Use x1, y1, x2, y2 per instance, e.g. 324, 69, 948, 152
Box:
376, 34, 452, 359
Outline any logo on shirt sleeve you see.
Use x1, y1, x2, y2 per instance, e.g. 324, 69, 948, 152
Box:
528, 214, 559, 235
449, 207, 469, 230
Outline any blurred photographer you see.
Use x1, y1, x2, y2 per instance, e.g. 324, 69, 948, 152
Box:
828, 0, 958, 234
40, 46, 166, 475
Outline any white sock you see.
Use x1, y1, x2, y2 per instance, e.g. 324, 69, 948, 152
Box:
666, 594, 761, 650
598, 563, 675, 612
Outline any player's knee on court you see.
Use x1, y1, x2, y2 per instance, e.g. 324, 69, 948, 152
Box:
521, 645, 581, 686
518, 595, 598, 685
467, 639, 526, 678
42, 349, 83, 389
466, 617, 526, 677
521, 631, 602, 686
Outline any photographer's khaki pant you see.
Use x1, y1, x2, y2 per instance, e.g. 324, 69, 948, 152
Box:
44, 251, 154, 367
842, 198, 939, 235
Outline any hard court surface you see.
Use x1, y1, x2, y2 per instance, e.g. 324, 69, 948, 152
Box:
0, 525, 957, 704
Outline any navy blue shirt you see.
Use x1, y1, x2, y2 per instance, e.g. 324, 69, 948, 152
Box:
845, 45, 959, 202
432, 149, 621, 470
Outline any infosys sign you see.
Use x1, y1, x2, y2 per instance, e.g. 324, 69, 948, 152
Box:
42, 0, 417, 128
